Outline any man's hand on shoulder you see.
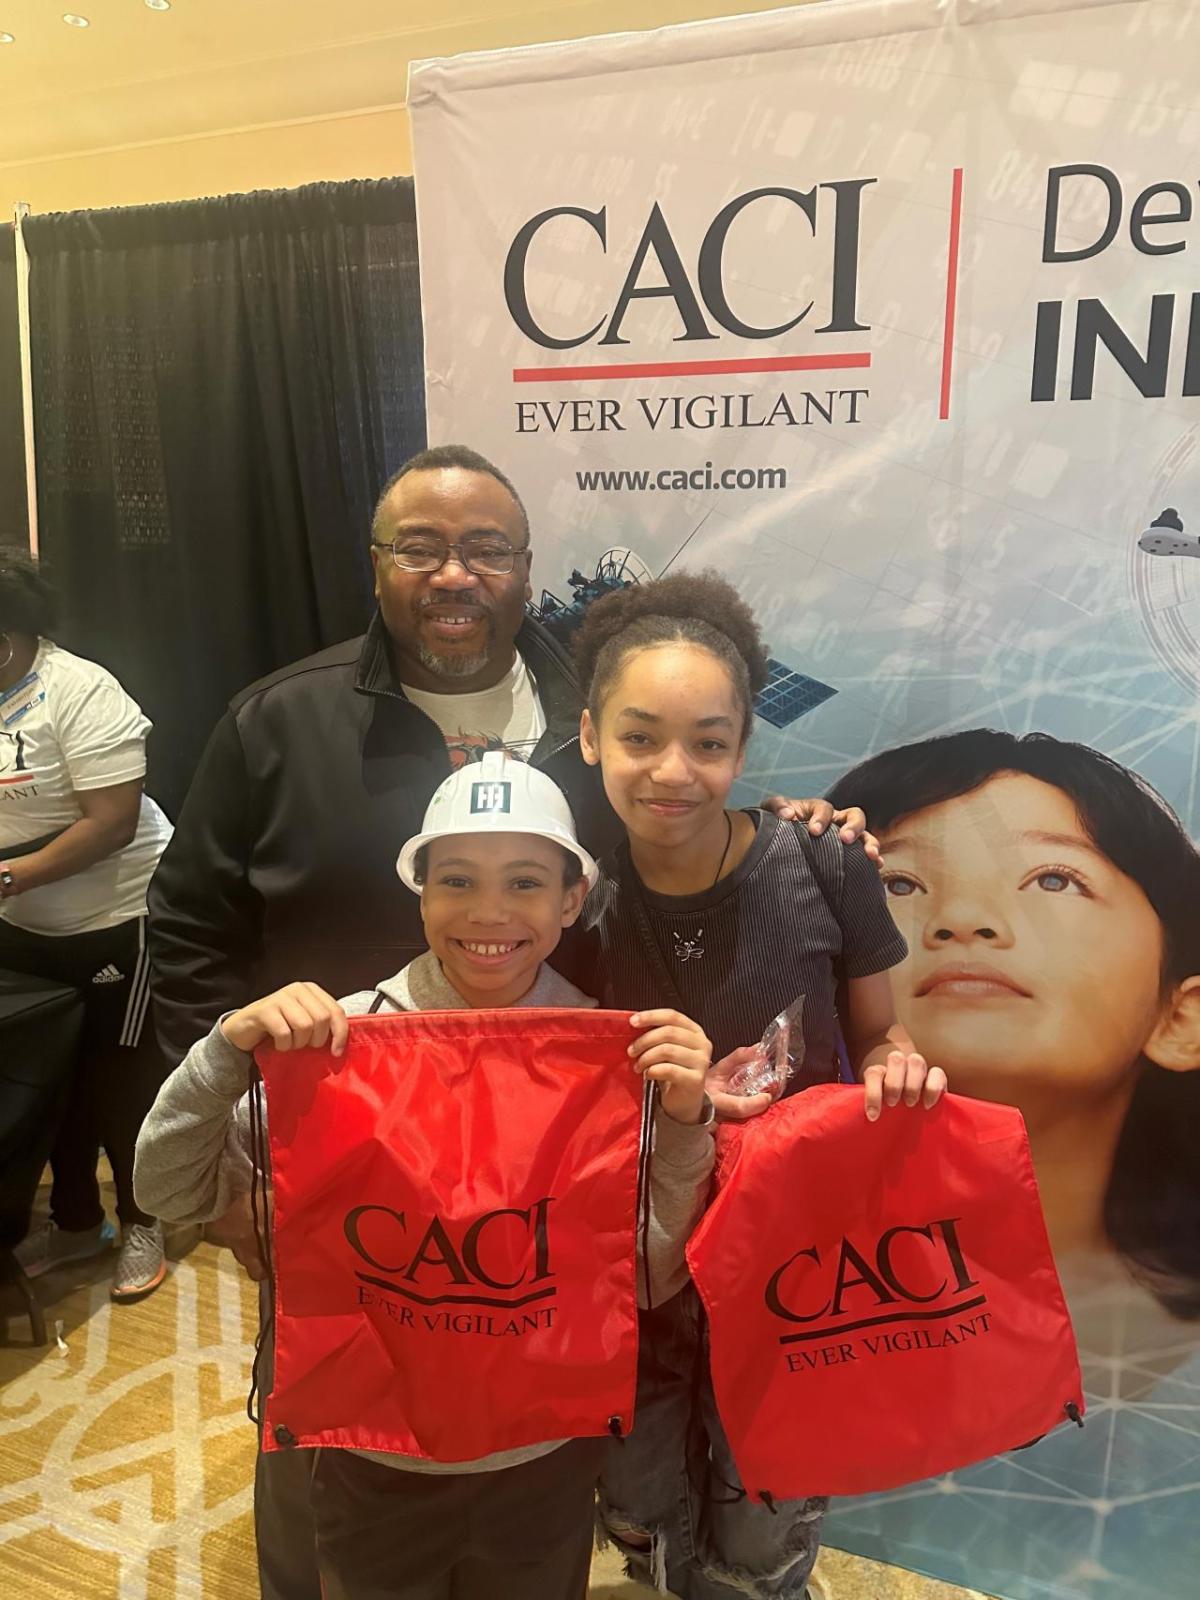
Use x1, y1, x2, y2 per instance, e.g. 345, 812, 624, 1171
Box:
760, 796, 882, 863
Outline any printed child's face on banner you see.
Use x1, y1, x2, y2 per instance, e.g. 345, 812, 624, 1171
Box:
877, 774, 1167, 1102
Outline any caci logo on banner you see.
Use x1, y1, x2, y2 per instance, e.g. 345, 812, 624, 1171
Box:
410, 3, 1200, 1594
505, 163, 1198, 414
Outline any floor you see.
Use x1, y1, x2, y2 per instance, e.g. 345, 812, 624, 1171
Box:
0, 1183, 992, 1600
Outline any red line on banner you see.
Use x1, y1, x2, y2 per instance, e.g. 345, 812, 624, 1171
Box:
512, 352, 872, 383
939, 167, 964, 422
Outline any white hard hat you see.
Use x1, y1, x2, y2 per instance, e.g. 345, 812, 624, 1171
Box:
396, 751, 598, 892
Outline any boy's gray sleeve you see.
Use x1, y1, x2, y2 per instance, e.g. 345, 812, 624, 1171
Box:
134, 990, 382, 1225
639, 1106, 716, 1306
133, 1024, 259, 1225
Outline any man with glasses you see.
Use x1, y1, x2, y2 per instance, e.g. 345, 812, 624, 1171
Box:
145, 443, 866, 1600
369, 459, 553, 769
148, 446, 599, 1073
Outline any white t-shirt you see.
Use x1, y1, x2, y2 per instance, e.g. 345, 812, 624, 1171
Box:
402, 653, 547, 769
0, 640, 174, 936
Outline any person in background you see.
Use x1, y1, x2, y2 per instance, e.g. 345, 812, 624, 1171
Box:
0, 549, 173, 1301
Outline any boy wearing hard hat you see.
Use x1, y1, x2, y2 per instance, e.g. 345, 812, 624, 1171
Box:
134, 752, 715, 1600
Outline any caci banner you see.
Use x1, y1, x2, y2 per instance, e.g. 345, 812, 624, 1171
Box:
409, 2, 1200, 1596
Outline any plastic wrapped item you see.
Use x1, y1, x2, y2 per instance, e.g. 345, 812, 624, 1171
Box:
727, 997, 805, 1098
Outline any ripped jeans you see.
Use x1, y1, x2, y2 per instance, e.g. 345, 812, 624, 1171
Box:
599, 1286, 827, 1600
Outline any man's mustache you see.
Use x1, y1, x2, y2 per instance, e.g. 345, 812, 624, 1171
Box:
416, 594, 493, 615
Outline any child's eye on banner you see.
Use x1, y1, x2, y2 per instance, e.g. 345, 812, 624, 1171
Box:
882, 874, 923, 898
1021, 867, 1091, 897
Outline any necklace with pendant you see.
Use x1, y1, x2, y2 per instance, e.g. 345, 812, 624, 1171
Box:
671, 812, 733, 963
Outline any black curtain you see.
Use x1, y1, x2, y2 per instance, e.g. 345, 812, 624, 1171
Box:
0, 225, 29, 550
24, 179, 426, 815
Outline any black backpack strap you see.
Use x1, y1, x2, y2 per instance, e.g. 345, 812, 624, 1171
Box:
367, 990, 388, 1014
617, 858, 679, 1311
1, 824, 71, 861
791, 823, 856, 1084
791, 820, 846, 925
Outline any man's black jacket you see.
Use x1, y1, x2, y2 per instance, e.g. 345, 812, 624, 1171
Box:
147, 613, 618, 1066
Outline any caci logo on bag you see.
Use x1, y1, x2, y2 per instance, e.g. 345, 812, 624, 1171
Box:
343, 1199, 558, 1340
765, 1216, 992, 1375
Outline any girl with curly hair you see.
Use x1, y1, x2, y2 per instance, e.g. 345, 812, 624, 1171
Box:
574, 570, 946, 1600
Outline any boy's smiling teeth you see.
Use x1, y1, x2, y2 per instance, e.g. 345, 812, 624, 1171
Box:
459, 940, 523, 955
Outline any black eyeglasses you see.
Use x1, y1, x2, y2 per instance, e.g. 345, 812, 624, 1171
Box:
371, 535, 529, 577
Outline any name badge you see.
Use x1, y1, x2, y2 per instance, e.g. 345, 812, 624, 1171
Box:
0, 670, 45, 728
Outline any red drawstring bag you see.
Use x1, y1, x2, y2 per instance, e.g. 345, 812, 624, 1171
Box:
256, 1008, 645, 1462
687, 1087, 1084, 1499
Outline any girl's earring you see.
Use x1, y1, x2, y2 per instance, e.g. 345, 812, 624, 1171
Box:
0, 634, 13, 671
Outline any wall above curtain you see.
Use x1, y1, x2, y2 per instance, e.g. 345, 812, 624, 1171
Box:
24, 178, 427, 816
2, 1, 805, 217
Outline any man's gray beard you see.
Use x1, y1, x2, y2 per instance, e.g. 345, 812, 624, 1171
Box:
416, 643, 492, 679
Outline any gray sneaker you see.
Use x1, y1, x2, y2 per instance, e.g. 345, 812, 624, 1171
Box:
15, 1218, 116, 1278
111, 1220, 167, 1302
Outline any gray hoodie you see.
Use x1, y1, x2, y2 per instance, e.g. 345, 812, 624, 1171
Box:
135, 950, 714, 1474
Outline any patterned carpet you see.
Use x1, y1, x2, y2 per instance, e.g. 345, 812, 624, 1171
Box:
0, 1184, 988, 1600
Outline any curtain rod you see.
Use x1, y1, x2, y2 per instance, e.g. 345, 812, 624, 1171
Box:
13, 202, 38, 558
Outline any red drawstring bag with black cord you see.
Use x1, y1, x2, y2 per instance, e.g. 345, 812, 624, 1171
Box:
686, 1087, 1084, 1500
253, 1007, 647, 1462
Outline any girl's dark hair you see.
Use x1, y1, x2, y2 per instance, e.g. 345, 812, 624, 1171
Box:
572, 570, 770, 745
828, 728, 1200, 1319
411, 841, 583, 889
0, 549, 57, 638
